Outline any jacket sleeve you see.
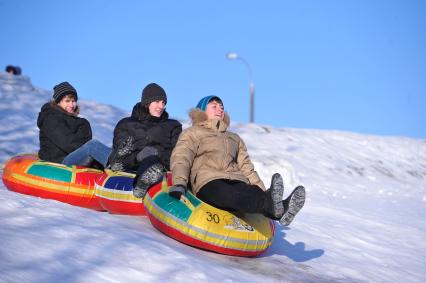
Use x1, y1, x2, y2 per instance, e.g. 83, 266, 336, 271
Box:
171, 129, 197, 188
161, 121, 183, 170
41, 117, 92, 154
236, 137, 266, 191
170, 122, 183, 149
110, 120, 139, 169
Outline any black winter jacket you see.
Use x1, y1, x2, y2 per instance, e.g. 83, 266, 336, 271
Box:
109, 102, 182, 171
37, 102, 92, 163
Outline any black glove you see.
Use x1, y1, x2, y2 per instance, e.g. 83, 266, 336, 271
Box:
136, 146, 158, 162
169, 185, 187, 200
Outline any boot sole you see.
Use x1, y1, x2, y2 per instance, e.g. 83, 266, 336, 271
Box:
280, 186, 305, 226
270, 173, 285, 218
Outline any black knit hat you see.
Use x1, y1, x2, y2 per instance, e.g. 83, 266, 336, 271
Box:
141, 83, 167, 106
53, 82, 78, 103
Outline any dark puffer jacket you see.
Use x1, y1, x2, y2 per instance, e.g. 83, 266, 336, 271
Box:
37, 102, 92, 163
108, 102, 182, 171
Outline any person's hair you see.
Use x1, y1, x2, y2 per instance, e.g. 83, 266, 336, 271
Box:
208, 97, 223, 106
5, 65, 14, 73
56, 93, 77, 103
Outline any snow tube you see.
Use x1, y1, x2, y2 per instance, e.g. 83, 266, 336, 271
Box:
2, 154, 152, 214
95, 170, 147, 215
144, 182, 275, 257
2, 154, 104, 210
94, 171, 173, 215
2, 154, 274, 256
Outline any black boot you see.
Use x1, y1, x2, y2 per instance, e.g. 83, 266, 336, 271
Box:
133, 163, 164, 198
109, 136, 134, 171
264, 173, 285, 219
90, 159, 105, 171
279, 186, 305, 226
77, 155, 94, 167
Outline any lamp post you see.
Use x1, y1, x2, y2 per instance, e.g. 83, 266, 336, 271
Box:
226, 52, 255, 123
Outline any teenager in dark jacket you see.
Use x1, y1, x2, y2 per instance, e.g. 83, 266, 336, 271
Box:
169, 95, 306, 226
37, 82, 111, 168
109, 83, 182, 198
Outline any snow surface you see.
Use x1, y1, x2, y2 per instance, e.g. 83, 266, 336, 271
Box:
1, 72, 425, 283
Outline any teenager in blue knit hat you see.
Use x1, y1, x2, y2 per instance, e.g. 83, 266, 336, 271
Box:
37, 81, 111, 169
169, 95, 306, 226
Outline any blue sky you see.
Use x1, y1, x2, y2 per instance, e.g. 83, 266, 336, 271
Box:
1, 0, 425, 138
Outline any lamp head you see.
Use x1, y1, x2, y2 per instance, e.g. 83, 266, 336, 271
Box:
226, 52, 238, 60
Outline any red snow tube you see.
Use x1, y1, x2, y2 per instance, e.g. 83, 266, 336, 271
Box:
2, 154, 104, 210
94, 170, 148, 215
2, 154, 151, 215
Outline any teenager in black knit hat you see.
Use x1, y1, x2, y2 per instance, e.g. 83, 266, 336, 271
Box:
140, 83, 167, 106
109, 82, 182, 199
52, 81, 77, 103
37, 81, 111, 169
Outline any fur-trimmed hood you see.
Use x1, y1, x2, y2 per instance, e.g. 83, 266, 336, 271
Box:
188, 108, 230, 131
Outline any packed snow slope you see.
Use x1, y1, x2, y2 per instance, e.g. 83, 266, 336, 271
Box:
1, 72, 425, 283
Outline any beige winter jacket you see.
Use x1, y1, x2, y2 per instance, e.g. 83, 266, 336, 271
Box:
171, 109, 266, 194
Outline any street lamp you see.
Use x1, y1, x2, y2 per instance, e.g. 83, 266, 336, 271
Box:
226, 52, 255, 123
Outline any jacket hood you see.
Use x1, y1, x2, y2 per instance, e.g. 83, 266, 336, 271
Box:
37, 102, 79, 127
189, 108, 230, 131
131, 102, 169, 122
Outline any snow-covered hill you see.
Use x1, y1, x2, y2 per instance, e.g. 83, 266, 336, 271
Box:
1, 72, 425, 283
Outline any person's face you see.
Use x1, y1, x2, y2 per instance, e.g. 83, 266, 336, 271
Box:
205, 100, 224, 120
58, 95, 77, 114
148, 100, 166, 117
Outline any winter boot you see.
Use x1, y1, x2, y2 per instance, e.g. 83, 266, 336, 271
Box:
109, 136, 135, 171
77, 156, 104, 170
133, 163, 164, 198
264, 173, 285, 219
77, 155, 94, 167
279, 186, 306, 226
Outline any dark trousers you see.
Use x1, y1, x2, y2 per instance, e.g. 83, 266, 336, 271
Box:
136, 155, 162, 176
197, 179, 266, 214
